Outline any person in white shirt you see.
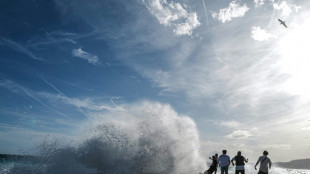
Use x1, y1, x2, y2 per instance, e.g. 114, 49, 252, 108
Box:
217, 150, 230, 174
255, 151, 272, 174
231, 151, 248, 174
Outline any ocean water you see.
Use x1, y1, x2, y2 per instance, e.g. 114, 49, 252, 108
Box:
1, 103, 309, 174
236, 165, 310, 174
1, 161, 310, 174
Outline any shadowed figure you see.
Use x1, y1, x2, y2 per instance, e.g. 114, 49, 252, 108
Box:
209, 153, 219, 174
255, 151, 272, 174
204, 156, 218, 174
231, 151, 248, 174
217, 150, 230, 174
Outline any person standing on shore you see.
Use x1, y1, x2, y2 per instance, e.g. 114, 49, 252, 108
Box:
218, 150, 230, 174
255, 151, 272, 174
209, 153, 219, 174
231, 151, 248, 174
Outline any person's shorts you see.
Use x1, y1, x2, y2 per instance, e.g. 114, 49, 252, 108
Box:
258, 171, 268, 174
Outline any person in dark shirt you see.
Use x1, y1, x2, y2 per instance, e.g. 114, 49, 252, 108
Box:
231, 151, 248, 174
209, 153, 218, 174
205, 156, 217, 174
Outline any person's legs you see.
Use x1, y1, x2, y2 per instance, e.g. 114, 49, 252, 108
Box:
221, 167, 224, 174
223, 166, 228, 174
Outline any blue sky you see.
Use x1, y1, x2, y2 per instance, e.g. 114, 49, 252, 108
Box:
1, 0, 310, 162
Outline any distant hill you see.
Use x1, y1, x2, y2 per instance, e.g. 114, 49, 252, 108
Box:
274, 159, 310, 169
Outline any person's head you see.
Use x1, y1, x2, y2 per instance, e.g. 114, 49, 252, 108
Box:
222, 150, 227, 154
215, 153, 218, 157
237, 151, 241, 156
263, 150, 269, 156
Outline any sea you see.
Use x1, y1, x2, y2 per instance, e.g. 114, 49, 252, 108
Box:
1, 161, 310, 174
0, 104, 309, 174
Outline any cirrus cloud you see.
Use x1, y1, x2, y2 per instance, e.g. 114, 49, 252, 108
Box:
71, 48, 99, 65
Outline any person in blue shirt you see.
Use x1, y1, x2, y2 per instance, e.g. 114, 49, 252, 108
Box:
217, 150, 230, 174
231, 151, 248, 174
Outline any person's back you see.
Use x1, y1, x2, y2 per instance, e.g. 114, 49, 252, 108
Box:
231, 151, 248, 174
235, 155, 245, 166
218, 154, 230, 166
255, 151, 272, 174
218, 150, 230, 174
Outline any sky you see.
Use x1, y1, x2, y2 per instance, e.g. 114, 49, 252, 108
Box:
0, 0, 310, 162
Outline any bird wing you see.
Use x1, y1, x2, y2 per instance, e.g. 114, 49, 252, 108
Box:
278, 19, 283, 22
283, 23, 287, 28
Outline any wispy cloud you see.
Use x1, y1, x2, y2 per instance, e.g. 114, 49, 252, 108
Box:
226, 130, 253, 139
259, 144, 291, 150
41, 76, 124, 113
0, 79, 70, 117
139, 0, 200, 36
212, 1, 249, 23
0, 38, 45, 61
50, 30, 77, 37
71, 48, 99, 65
27, 29, 98, 48
0, 79, 49, 108
38, 91, 123, 112
218, 121, 241, 128
201, 0, 210, 27
64, 38, 77, 44
251, 26, 276, 41
0, 77, 125, 119
40, 76, 89, 117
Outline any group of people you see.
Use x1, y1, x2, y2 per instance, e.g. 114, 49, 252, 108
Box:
205, 150, 272, 174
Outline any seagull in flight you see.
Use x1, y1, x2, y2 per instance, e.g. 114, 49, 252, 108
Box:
278, 19, 287, 28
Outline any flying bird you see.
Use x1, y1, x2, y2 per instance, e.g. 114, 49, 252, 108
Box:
278, 19, 287, 28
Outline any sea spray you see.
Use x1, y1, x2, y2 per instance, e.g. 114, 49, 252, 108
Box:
4, 102, 206, 174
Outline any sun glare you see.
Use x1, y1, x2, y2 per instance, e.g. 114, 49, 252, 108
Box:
276, 15, 310, 97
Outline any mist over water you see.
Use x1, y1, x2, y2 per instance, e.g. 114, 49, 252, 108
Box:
2, 102, 310, 174
2, 102, 206, 174
242, 165, 310, 174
